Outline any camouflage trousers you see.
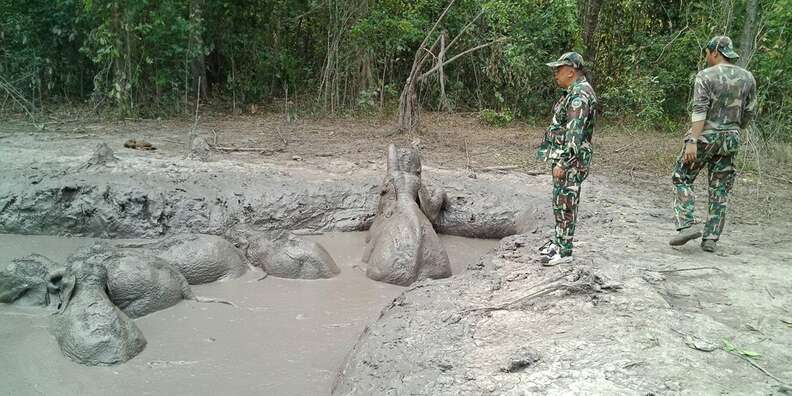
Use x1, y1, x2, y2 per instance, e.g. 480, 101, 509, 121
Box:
552, 151, 591, 256
672, 130, 740, 241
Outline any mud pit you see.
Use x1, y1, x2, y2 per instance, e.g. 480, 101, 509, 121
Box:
0, 232, 497, 395
2, 119, 792, 395
0, 130, 510, 394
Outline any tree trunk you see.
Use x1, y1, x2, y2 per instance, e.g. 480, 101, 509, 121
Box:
397, 35, 443, 133
398, 77, 419, 133
190, 0, 208, 98
582, 0, 603, 73
438, 31, 451, 112
111, 1, 129, 113
721, 0, 735, 33
738, 0, 759, 67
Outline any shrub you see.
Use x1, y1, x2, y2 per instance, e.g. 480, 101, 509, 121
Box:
479, 108, 513, 127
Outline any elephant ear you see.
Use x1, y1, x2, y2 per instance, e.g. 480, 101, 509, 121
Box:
418, 184, 446, 224
47, 269, 76, 314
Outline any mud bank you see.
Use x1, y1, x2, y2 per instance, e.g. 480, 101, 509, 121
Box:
0, 232, 498, 396
0, 135, 550, 239
334, 215, 792, 395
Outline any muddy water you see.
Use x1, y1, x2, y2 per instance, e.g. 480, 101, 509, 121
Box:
0, 232, 497, 396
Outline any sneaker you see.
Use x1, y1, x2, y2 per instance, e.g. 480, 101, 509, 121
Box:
701, 239, 716, 252
538, 240, 558, 256
541, 252, 573, 266
669, 229, 702, 246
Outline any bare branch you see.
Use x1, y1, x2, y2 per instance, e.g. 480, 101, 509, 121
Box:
419, 37, 508, 81
414, 0, 457, 62
653, 26, 689, 64
446, 8, 486, 51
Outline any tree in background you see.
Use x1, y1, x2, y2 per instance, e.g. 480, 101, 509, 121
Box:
0, 0, 789, 142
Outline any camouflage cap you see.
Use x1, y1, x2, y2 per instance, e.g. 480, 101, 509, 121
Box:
706, 36, 740, 59
546, 52, 585, 69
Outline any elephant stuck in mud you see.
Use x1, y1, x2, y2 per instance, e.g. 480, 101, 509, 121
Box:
115, 233, 249, 285
1, 240, 236, 366
0, 254, 59, 306
362, 144, 451, 286
48, 249, 147, 366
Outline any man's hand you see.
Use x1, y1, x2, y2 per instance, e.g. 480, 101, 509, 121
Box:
683, 142, 697, 165
553, 165, 565, 179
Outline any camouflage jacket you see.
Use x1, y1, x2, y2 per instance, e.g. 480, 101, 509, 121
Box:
691, 63, 757, 134
537, 77, 597, 168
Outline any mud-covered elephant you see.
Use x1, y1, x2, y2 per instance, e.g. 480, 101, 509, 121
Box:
49, 242, 232, 366
116, 234, 248, 285
0, 254, 60, 306
362, 144, 451, 286
48, 247, 147, 366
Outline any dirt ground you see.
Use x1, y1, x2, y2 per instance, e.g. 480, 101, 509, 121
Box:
4, 109, 788, 224
1, 111, 791, 394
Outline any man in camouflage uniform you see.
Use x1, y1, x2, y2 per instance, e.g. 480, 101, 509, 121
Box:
536, 52, 598, 266
669, 36, 757, 252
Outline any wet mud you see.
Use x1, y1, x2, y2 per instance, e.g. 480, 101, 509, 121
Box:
333, 197, 792, 395
2, 129, 791, 395
0, 232, 498, 395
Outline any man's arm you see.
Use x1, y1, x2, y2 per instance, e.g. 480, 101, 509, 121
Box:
684, 73, 709, 164
689, 120, 705, 141
558, 94, 591, 169
740, 74, 758, 129
690, 73, 710, 127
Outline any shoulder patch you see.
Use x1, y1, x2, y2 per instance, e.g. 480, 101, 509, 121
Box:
571, 98, 583, 109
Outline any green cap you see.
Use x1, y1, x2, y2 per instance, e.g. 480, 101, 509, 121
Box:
706, 36, 740, 59
545, 52, 585, 69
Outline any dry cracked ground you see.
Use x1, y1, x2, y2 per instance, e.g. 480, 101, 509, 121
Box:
1, 112, 791, 395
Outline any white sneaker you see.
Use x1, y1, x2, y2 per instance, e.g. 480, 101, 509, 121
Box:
541, 252, 573, 267
538, 240, 558, 256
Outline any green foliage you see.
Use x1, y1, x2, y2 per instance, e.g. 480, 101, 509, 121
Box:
479, 108, 513, 127
0, 0, 790, 141
0, 0, 92, 109
599, 75, 669, 131
751, 0, 792, 142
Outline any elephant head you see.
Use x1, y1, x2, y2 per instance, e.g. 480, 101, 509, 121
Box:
46, 268, 76, 314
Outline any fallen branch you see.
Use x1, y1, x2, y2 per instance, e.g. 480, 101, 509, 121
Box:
462, 273, 569, 314
477, 165, 520, 173
0, 75, 40, 128
725, 349, 791, 387
613, 142, 636, 154
524, 167, 544, 176
210, 145, 282, 153
760, 173, 792, 185
671, 329, 792, 387
641, 266, 724, 274
274, 125, 289, 147
463, 138, 472, 171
